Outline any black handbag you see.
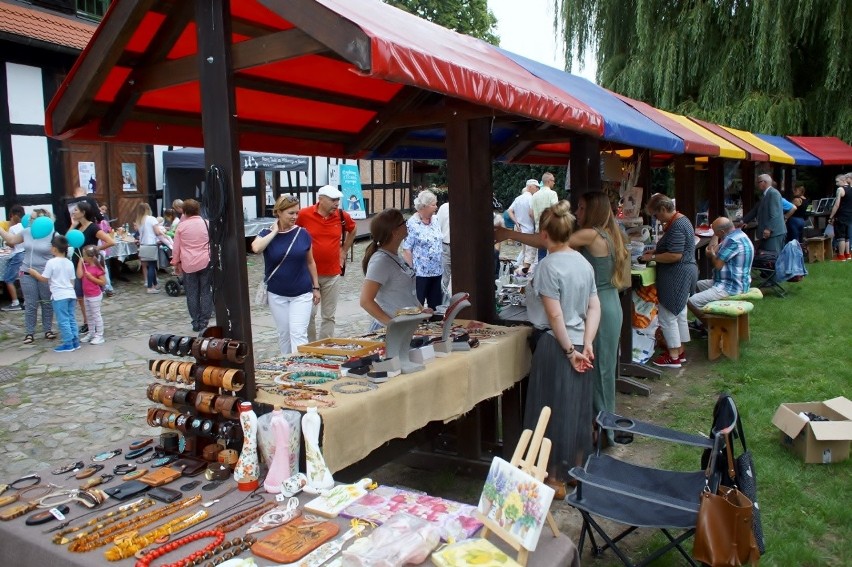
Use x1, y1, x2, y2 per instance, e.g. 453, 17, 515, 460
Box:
731, 417, 765, 554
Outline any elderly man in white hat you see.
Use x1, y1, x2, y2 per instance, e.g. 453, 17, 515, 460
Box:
508, 179, 540, 274
296, 184, 357, 340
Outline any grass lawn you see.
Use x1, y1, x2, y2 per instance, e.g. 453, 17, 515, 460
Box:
637, 260, 851, 566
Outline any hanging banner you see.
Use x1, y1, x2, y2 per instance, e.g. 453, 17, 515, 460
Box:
339, 164, 366, 219
121, 163, 137, 192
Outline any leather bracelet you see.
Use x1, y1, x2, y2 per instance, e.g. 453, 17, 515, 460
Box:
149, 335, 159, 352
202, 366, 216, 386
168, 361, 180, 382
167, 335, 180, 355
214, 395, 233, 415
200, 338, 211, 360
161, 432, 179, 452
177, 336, 192, 356
157, 334, 172, 354
161, 386, 177, 408
195, 391, 216, 414
202, 444, 221, 462
222, 369, 244, 392
175, 414, 190, 434
226, 341, 248, 363
200, 420, 214, 436
147, 407, 159, 427
221, 397, 241, 420
172, 388, 190, 407
217, 449, 239, 467
190, 417, 203, 434
191, 338, 202, 359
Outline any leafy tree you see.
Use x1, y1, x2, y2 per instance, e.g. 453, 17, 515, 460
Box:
552, 0, 852, 141
385, 0, 499, 45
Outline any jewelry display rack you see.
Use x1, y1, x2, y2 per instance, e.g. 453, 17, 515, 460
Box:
374, 312, 430, 374
434, 292, 472, 355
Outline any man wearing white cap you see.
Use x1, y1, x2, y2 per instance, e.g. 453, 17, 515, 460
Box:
531, 172, 558, 260
508, 179, 539, 274
297, 184, 356, 340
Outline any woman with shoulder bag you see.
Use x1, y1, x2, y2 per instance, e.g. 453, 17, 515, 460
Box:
135, 202, 165, 294
252, 194, 320, 355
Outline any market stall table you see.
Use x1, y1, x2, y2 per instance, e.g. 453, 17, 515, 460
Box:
0, 462, 577, 567
255, 324, 532, 474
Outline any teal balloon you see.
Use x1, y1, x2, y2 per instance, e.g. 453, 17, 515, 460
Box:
31, 216, 54, 239
21, 213, 31, 228
66, 229, 85, 249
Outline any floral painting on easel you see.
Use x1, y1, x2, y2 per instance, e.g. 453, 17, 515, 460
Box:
477, 457, 554, 551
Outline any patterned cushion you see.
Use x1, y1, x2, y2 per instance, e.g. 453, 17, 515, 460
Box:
726, 288, 764, 301
702, 300, 754, 316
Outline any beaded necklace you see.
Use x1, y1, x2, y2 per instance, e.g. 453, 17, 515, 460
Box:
213, 500, 276, 532
68, 495, 201, 552
135, 531, 256, 567
283, 370, 338, 385
104, 509, 209, 561
53, 497, 156, 544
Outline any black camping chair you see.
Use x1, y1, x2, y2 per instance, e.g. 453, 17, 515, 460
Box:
752, 251, 786, 297
566, 397, 739, 567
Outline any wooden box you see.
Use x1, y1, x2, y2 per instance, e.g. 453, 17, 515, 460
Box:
297, 338, 384, 358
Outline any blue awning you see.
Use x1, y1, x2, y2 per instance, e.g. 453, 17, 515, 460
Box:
754, 134, 822, 166
498, 48, 684, 154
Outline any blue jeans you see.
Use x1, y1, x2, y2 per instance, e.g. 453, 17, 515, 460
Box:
143, 260, 158, 288
786, 217, 805, 242
52, 298, 78, 346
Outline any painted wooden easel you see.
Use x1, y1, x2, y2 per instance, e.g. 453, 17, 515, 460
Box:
476, 406, 560, 566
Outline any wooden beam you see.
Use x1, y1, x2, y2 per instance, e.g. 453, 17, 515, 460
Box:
99, 0, 196, 137
446, 117, 496, 323
51, 0, 157, 135
674, 154, 696, 224
195, 0, 256, 399
259, 0, 371, 70
494, 123, 555, 163
569, 135, 601, 208
232, 75, 385, 111
345, 87, 433, 154
136, 28, 328, 92
380, 100, 506, 131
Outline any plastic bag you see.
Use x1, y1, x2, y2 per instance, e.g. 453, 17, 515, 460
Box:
341, 513, 440, 567
824, 223, 835, 239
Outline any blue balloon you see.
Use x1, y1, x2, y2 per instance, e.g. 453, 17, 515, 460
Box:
31, 216, 54, 239
66, 229, 85, 249
21, 213, 31, 228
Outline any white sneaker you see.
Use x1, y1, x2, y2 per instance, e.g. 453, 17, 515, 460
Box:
90, 336, 105, 345
146, 288, 161, 294
80, 334, 93, 343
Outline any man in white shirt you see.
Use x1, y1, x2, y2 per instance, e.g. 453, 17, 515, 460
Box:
435, 200, 451, 301
530, 172, 559, 261
508, 180, 539, 274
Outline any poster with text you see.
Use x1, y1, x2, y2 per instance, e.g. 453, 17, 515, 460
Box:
121, 163, 137, 192
78, 162, 97, 194
339, 164, 365, 219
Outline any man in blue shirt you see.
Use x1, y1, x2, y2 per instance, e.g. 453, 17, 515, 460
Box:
688, 217, 755, 332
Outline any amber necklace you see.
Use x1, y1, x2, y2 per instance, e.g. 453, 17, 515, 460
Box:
103, 509, 209, 561
68, 495, 201, 552
53, 498, 156, 544
213, 500, 277, 533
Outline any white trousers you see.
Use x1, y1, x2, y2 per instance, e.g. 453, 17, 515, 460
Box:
658, 304, 690, 350
268, 290, 314, 355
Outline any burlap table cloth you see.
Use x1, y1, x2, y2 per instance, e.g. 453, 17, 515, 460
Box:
256, 324, 532, 473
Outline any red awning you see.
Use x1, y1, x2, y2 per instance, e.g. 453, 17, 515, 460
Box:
45, 0, 603, 158
690, 118, 769, 162
787, 136, 852, 166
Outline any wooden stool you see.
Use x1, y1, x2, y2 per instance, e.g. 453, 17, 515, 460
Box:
702, 300, 753, 361
804, 236, 832, 263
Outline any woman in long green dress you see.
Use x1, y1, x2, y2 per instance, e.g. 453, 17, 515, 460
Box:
570, 192, 630, 443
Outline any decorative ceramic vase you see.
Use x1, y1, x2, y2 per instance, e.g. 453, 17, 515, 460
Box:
301, 407, 334, 491
263, 409, 292, 494
234, 401, 259, 483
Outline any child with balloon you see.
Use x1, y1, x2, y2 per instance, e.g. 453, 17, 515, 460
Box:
0, 209, 57, 344
77, 245, 107, 345
28, 234, 79, 352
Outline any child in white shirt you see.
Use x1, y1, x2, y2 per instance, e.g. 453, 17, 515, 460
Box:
28, 235, 79, 352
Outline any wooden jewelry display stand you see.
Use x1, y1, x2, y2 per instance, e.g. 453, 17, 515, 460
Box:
433, 292, 471, 355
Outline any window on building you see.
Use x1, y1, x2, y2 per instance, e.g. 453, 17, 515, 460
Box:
76, 0, 110, 20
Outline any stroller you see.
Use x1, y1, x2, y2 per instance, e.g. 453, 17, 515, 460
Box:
156, 241, 184, 296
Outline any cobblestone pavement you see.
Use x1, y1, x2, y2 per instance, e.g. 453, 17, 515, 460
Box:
0, 241, 375, 481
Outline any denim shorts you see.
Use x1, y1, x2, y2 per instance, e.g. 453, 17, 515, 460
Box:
3, 252, 23, 282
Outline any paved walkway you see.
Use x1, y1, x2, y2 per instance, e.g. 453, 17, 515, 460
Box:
0, 243, 376, 480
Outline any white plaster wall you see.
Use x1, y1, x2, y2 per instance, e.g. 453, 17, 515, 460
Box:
11, 135, 51, 195
6, 63, 44, 126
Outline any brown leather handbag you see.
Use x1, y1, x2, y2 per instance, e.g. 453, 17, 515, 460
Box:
693, 433, 760, 566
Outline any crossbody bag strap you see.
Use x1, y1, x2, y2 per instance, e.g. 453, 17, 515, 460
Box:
264, 227, 300, 284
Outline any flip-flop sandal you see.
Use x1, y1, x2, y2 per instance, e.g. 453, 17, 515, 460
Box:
23, 334, 34, 344
44, 331, 57, 340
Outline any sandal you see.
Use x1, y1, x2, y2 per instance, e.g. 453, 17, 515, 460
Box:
23, 334, 34, 344
44, 331, 57, 340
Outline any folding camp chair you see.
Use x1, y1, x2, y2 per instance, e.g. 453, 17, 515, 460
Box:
752, 251, 786, 297
566, 397, 739, 567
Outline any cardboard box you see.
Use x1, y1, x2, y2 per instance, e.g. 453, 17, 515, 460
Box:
771, 397, 852, 463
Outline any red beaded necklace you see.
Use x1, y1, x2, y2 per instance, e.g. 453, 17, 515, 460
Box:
134, 529, 225, 567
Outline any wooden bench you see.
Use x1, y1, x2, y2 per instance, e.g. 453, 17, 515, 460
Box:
804, 236, 832, 263
702, 301, 754, 361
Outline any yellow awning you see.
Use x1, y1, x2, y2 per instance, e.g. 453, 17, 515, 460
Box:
721, 127, 795, 164
659, 111, 746, 160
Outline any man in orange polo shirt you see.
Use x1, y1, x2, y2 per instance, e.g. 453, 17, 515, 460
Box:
297, 185, 357, 341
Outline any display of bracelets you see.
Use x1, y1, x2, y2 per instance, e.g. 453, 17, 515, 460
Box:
331, 380, 378, 394
191, 337, 249, 364
256, 383, 336, 410
148, 333, 195, 357
196, 364, 246, 392
275, 369, 339, 385
149, 359, 196, 385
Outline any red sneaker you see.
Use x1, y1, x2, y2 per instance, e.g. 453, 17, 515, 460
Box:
652, 352, 682, 368
833, 255, 846, 262
679, 353, 688, 364
845, 253, 851, 261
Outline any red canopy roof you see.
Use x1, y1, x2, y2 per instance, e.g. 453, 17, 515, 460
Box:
787, 136, 852, 166
46, 0, 603, 158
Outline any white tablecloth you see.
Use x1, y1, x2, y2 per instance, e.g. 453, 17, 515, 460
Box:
105, 240, 138, 262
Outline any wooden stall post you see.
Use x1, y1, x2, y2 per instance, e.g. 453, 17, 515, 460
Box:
568, 135, 600, 208
707, 157, 724, 220
674, 154, 696, 225
196, 0, 256, 399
